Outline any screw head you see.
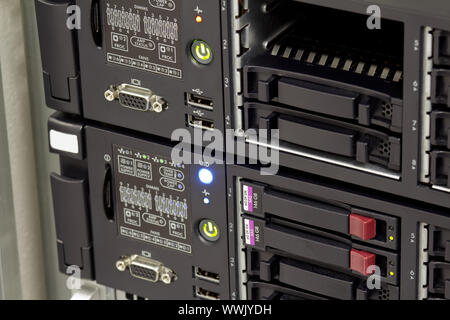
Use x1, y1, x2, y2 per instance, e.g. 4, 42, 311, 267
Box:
153, 103, 163, 113
104, 89, 115, 102
151, 96, 168, 113
115, 260, 127, 272
161, 274, 171, 284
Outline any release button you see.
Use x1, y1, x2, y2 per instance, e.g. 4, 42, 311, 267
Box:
191, 40, 213, 65
349, 213, 376, 240
350, 249, 376, 276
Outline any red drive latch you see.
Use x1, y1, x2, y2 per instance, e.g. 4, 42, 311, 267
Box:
350, 249, 376, 276
349, 213, 376, 240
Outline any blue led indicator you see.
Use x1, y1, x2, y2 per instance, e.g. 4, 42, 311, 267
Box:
198, 168, 214, 184
203, 197, 210, 205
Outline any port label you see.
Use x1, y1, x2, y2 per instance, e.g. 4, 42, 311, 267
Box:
114, 145, 192, 255
104, 0, 183, 79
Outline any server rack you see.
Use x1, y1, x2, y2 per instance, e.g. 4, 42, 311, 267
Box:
35, 0, 450, 300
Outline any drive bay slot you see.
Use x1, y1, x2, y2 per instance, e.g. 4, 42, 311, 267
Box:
239, 180, 399, 249
247, 281, 329, 300
428, 262, 450, 299
243, 216, 399, 285
430, 110, 450, 148
431, 69, 450, 107
240, 181, 349, 234
241, 1, 404, 94
252, 75, 402, 133
245, 67, 403, 133
246, 280, 399, 300
430, 151, 450, 188
248, 249, 400, 298
428, 226, 450, 261
244, 103, 402, 172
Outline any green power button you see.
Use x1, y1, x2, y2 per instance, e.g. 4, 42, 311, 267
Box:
191, 40, 213, 65
199, 219, 220, 242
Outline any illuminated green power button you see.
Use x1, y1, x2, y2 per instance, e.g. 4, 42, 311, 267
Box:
199, 219, 220, 242
191, 40, 213, 65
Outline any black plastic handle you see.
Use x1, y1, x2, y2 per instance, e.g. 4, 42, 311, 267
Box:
35, 0, 82, 113
277, 114, 357, 157
102, 164, 114, 221
264, 224, 351, 269
277, 77, 359, 119
263, 189, 350, 234
278, 259, 355, 299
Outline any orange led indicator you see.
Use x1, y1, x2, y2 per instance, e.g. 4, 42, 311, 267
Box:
195, 15, 203, 23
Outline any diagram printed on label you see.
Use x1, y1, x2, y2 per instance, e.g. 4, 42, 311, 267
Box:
113, 145, 192, 254
103, 0, 183, 79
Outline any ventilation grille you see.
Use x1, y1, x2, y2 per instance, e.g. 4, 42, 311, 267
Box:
378, 288, 391, 300
378, 141, 392, 157
270, 43, 403, 83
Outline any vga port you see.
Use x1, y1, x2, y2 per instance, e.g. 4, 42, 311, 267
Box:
105, 84, 167, 113
129, 263, 158, 282
116, 255, 177, 284
118, 90, 150, 111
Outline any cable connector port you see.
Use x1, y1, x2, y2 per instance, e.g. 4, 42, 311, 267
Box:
116, 255, 177, 284
186, 93, 214, 111
187, 115, 215, 130
195, 287, 220, 300
194, 267, 220, 284
105, 84, 168, 113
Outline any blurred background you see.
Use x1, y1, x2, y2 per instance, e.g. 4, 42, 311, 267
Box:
0, 0, 108, 300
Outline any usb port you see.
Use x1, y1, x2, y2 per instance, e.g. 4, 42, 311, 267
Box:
194, 287, 220, 300
186, 93, 214, 110
194, 267, 220, 284
187, 115, 215, 130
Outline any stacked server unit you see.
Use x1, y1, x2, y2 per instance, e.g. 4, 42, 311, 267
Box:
228, 0, 450, 300
37, 0, 232, 300
35, 0, 450, 300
